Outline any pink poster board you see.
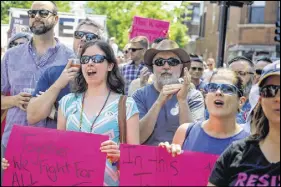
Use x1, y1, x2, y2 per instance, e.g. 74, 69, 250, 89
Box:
119, 144, 219, 186
3, 125, 108, 186
130, 16, 170, 43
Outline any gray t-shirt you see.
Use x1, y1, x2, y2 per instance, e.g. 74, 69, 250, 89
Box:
132, 84, 205, 146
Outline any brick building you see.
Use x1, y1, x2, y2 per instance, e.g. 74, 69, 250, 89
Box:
192, 1, 280, 62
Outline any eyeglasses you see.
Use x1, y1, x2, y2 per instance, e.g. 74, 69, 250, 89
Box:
191, 67, 204, 72
255, 69, 263, 75
205, 83, 242, 96
9, 42, 25, 48
260, 85, 280, 98
27, 9, 56, 18
80, 55, 108, 64
124, 50, 128, 54
235, 71, 254, 77
153, 58, 182, 67
128, 48, 143, 52
74, 31, 100, 41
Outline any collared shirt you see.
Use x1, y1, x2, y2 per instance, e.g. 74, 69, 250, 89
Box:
1, 38, 75, 147
120, 60, 145, 95
132, 84, 205, 146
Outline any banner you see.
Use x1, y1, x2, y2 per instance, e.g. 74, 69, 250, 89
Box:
130, 16, 170, 43
3, 125, 108, 186
119, 144, 219, 186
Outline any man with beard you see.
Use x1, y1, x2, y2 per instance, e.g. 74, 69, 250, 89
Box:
132, 40, 205, 146
1, 1, 74, 182
228, 56, 255, 124
26, 18, 103, 128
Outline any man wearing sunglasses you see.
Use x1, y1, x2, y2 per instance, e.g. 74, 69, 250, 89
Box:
1, 1, 76, 183
189, 54, 206, 91
254, 56, 273, 84
26, 18, 103, 129
120, 36, 149, 95
132, 39, 205, 146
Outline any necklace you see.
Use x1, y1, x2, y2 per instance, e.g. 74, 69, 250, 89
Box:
79, 91, 111, 132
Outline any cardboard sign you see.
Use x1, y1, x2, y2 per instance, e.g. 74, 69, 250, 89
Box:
3, 125, 108, 186
119, 144, 219, 186
130, 16, 170, 43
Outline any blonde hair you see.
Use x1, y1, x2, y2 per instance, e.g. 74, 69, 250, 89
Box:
130, 36, 149, 49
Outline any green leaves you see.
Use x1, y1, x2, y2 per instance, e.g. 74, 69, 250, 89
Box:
86, 1, 191, 48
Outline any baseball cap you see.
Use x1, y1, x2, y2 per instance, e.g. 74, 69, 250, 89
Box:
258, 60, 280, 87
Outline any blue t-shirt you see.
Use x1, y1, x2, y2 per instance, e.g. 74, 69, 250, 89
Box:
32, 65, 71, 129
182, 122, 249, 155
132, 84, 205, 146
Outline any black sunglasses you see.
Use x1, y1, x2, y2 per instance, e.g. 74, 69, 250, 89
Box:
153, 58, 182, 67
205, 83, 242, 96
191, 67, 204, 71
80, 55, 108, 64
255, 69, 263, 75
235, 71, 254, 77
74, 31, 100, 41
128, 48, 143, 52
260, 85, 280, 98
124, 50, 128, 54
9, 42, 25, 48
27, 9, 56, 18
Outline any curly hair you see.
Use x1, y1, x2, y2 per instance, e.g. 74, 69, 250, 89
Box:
71, 40, 125, 95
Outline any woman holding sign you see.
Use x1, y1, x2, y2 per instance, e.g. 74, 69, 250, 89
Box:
208, 61, 280, 186
2, 41, 140, 186
160, 69, 249, 156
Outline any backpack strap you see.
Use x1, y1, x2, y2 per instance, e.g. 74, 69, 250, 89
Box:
118, 95, 127, 144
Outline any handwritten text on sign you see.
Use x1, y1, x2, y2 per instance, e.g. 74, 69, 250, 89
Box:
130, 16, 170, 43
119, 145, 219, 186
3, 125, 108, 186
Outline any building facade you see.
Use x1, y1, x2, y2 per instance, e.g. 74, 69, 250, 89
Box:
193, 1, 280, 62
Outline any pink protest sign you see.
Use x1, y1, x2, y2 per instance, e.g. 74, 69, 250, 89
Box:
130, 16, 170, 43
119, 144, 219, 186
3, 125, 108, 186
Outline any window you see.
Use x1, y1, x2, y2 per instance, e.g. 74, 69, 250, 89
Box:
192, 6, 200, 24
249, 1, 265, 24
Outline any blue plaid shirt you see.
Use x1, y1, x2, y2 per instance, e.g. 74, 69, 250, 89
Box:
120, 61, 145, 95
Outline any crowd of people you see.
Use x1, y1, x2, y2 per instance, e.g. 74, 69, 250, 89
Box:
1, 1, 280, 186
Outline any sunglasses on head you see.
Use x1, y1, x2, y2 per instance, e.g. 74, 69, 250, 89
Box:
74, 31, 100, 41
80, 55, 108, 64
255, 69, 263, 75
27, 9, 56, 18
260, 85, 280, 98
235, 71, 254, 77
191, 67, 204, 71
205, 83, 242, 96
128, 48, 143, 52
153, 58, 182, 67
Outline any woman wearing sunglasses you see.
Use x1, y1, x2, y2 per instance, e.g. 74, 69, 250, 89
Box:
59, 41, 139, 186
159, 68, 249, 156
208, 61, 280, 186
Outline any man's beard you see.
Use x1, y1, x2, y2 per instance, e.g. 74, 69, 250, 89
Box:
158, 72, 179, 88
30, 21, 54, 35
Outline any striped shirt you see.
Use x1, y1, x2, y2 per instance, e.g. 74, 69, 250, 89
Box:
59, 93, 139, 186
120, 61, 145, 95
132, 84, 205, 146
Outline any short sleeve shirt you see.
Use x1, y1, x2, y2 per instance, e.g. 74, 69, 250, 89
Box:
209, 139, 280, 186
132, 84, 205, 146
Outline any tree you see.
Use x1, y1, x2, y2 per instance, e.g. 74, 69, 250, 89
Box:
86, 1, 191, 48
1, 1, 71, 24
